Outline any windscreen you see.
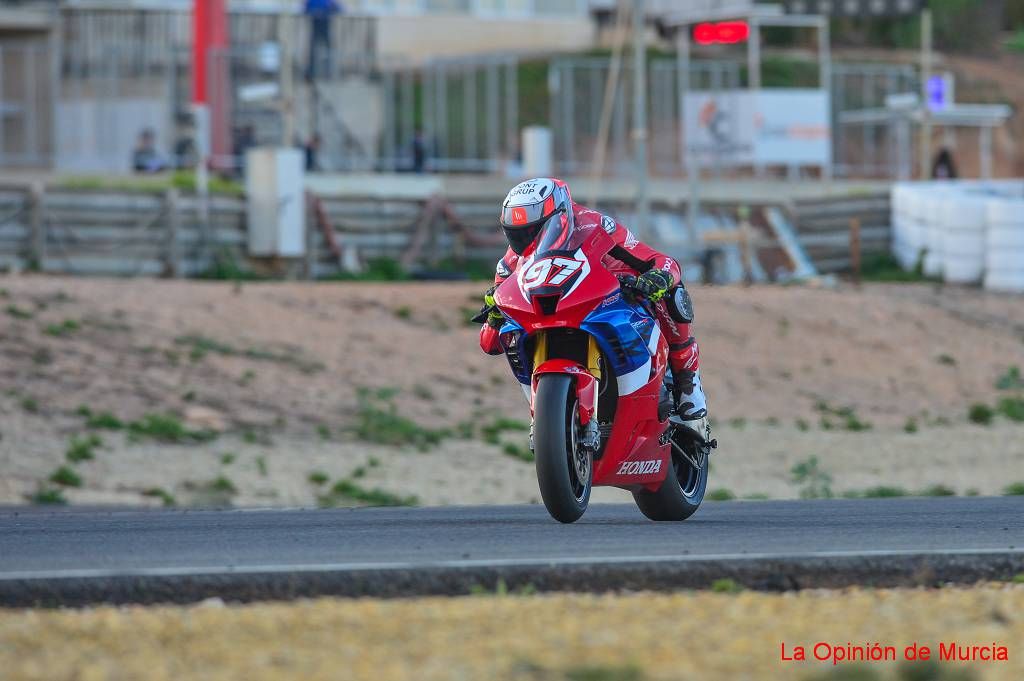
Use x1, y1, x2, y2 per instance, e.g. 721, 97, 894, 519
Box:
532, 209, 584, 257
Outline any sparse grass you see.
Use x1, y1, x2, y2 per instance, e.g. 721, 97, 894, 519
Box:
256, 456, 268, 477
859, 486, 907, 498
85, 411, 123, 430
210, 476, 237, 494
32, 348, 53, 365
128, 413, 216, 443
49, 466, 82, 488
20, 397, 38, 413
412, 384, 435, 400
174, 334, 324, 374
919, 484, 956, 497
997, 396, 1024, 422
859, 253, 939, 283
706, 488, 735, 501
65, 434, 102, 462
995, 366, 1023, 391
480, 417, 530, 445
936, 353, 957, 366
727, 417, 746, 429
352, 387, 449, 450
141, 487, 176, 506
30, 487, 67, 505
1003, 482, 1024, 496
967, 403, 994, 425
317, 424, 331, 440
351, 466, 367, 479
903, 417, 918, 434
367, 456, 381, 468
790, 455, 832, 499
710, 578, 743, 594
1012, 573, 1024, 584
392, 305, 413, 320
239, 369, 257, 386
319, 479, 418, 507
43, 319, 80, 337
502, 442, 535, 462
795, 418, 809, 432
307, 471, 329, 485
743, 493, 770, 500
220, 453, 236, 465
5, 304, 33, 319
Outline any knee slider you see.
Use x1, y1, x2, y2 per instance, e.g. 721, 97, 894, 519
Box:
666, 285, 694, 323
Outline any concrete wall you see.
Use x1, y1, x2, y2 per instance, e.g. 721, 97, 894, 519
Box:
375, 14, 594, 61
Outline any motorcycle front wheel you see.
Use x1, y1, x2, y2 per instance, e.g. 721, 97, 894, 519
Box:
533, 374, 592, 523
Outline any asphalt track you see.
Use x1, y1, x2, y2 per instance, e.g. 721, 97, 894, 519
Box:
0, 497, 1021, 606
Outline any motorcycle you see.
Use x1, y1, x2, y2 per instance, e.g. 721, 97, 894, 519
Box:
476, 214, 715, 523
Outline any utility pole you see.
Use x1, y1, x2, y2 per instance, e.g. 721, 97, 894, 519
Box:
631, 0, 649, 234
919, 7, 932, 179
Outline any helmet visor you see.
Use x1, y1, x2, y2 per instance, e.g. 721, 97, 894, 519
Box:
502, 220, 544, 256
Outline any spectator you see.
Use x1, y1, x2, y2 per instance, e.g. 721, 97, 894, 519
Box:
132, 128, 167, 173
305, 0, 342, 81
305, 133, 322, 171
233, 124, 257, 176
411, 128, 427, 173
931, 147, 958, 179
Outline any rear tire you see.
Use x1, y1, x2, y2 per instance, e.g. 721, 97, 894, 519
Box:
632, 432, 707, 521
534, 374, 591, 523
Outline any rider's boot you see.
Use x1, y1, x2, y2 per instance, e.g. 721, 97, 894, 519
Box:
669, 367, 712, 444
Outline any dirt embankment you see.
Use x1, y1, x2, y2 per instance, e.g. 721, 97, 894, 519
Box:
1, 276, 1023, 506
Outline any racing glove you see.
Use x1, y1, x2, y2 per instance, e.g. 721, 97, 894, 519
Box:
475, 286, 504, 328
628, 269, 674, 302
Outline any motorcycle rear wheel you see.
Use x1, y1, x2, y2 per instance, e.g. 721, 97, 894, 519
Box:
632, 431, 708, 521
534, 374, 591, 523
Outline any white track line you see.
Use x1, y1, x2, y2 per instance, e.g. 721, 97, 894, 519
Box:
1, 547, 1021, 582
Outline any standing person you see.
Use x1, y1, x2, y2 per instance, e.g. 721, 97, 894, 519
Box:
305, 0, 342, 81
931, 147, 958, 179
131, 129, 167, 173
410, 128, 427, 173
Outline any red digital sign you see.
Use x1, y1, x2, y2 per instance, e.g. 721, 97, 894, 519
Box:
693, 21, 750, 45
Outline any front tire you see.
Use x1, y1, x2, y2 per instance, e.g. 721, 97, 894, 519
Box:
632, 431, 708, 521
534, 374, 591, 523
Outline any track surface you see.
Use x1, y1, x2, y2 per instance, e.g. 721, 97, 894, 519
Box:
1, 498, 1021, 605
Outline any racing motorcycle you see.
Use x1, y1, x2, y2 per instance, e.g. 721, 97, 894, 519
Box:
475, 214, 715, 523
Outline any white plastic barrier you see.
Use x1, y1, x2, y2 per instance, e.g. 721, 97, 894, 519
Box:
941, 195, 987, 283
922, 188, 947, 277
985, 198, 1024, 292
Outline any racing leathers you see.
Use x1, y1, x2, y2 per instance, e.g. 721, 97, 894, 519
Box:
479, 202, 707, 421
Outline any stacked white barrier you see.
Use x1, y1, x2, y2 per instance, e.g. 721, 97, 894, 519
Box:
941, 195, 987, 283
922, 187, 947, 277
985, 198, 1024, 292
889, 179, 1024, 291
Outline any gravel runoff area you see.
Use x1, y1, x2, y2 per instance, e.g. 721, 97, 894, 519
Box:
2, 275, 1024, 507
0, 585, 1021, 681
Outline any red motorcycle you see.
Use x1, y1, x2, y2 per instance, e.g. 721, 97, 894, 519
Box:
480, 215, 714, 523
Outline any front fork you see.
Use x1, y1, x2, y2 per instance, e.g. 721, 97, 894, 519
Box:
529, 331, 602, 452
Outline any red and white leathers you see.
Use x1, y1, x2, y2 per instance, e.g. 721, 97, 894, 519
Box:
479, 202, 701, 383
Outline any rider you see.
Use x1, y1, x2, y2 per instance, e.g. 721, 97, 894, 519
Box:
478, 177, 709, 434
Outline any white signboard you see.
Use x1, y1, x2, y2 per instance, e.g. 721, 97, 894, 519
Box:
683, 89, 831, 167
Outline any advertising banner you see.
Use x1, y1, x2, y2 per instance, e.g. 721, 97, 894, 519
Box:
683, 89, 831, 167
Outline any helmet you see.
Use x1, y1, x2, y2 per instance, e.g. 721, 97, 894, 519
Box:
499, 178, 573, 256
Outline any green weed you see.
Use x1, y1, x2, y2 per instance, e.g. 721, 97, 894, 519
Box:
86, 411, 123, 430
319, 479, 418, 507
5, 305, 33, 319
1004, 482, 1024, 496
30, 487, 67, 505
43, 319, 80, 337
995, 366, 1023, 391
49, 466, 82, 488
66, 434, 102, 462
790, 456, 833, 499
308, 471, 329, 485
141, 487, 176, 506
502, 442, 535, 463
710, 578, 743, 594
968, 403, 994, 425
707, 488, 736, 501
128, 413, 216, 443
20, 397, 38, 413
352, 387, 449, 450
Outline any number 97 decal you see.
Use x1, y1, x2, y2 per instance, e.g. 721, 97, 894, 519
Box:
520, 252, 590, 292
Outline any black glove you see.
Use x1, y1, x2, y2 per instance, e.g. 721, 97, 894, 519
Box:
624, 269, 673, 302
